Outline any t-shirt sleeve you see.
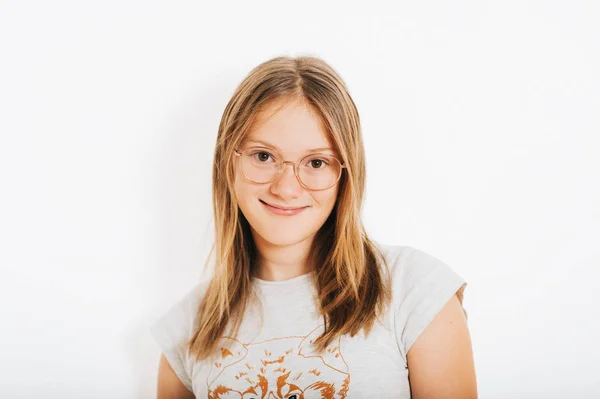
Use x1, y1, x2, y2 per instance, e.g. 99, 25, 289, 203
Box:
392, 247, 468, 364
149, 283, 204, 393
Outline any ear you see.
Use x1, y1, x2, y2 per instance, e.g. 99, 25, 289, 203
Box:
297, 324, 348, 373
206, 337, 249, 386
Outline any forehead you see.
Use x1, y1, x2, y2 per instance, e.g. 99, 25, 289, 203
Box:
243, 99, 334, 154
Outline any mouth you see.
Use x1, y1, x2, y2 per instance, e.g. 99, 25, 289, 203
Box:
260, 200, 309, 216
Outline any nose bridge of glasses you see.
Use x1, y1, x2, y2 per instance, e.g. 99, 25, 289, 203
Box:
280, 160, 298, 168
277, 160, 299, 178
269, 159, 304, 190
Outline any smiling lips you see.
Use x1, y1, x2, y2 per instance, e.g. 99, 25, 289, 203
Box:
260, 200, 309, 216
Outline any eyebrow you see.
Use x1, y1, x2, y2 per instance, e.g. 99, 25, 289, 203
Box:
245, 139, 334, 154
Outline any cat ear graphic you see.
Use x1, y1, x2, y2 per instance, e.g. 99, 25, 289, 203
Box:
206, 337, 248, 386
297, 324, 349, 373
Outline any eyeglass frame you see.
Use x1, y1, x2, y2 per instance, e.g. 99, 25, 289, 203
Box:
233, 146, 346, 191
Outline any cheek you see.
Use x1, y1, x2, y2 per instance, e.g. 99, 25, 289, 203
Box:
234, 173, 264, 220
313, 188, 339, 214
233, 172, 243, 199
234, 169, 255, 200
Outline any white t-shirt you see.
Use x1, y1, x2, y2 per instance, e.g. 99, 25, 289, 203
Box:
150, 242, 467, 398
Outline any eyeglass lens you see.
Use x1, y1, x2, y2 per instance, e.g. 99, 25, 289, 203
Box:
240, 148, 341, 190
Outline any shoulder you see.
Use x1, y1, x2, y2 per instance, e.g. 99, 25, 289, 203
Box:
150, 279, 210, 346
371, 240, 468, 360
372, 240, 466, 304
372, 240, 457, 287
149, 279, 211, 394
372, 240, 440, 265
163, 279, 209, 318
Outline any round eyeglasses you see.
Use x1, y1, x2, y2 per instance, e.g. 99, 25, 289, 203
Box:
233, 147, 346, 191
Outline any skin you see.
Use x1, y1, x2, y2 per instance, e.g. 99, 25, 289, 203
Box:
157, 354, 195, 399
407, 295, 478, 398
233, 98, 340, 282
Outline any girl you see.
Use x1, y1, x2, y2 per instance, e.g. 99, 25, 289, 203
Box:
150, 56, 477, 399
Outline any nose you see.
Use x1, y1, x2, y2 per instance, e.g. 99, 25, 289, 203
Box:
269, 162, 303, 199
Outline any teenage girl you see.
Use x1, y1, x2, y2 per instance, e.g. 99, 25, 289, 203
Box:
150, 55, 477, 399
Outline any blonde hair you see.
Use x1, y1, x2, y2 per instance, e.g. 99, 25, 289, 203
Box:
187, 55, 392, 361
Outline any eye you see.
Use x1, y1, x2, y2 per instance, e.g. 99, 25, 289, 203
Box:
287, 395, 298, 399
307, 158, 329, 169
251, 151, 275, 163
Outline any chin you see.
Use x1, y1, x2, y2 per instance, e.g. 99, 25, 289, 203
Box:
257, 231, 312, 247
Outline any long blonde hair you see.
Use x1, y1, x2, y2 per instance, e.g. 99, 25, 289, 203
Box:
187, 55, 392, 361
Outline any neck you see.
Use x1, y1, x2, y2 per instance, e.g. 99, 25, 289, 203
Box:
251, 231, 315, 281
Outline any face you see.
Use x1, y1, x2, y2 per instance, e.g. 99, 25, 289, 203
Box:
234, 98, 340, 248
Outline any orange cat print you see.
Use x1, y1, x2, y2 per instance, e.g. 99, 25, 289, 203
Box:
206, 325, 351, 399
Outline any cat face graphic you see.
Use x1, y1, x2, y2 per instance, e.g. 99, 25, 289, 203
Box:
206, 325, 350, 399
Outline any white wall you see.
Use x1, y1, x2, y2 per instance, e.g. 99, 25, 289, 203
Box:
1, 1, 598, 398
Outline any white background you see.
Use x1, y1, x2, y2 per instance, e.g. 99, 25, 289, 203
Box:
1, 1, 598, 398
